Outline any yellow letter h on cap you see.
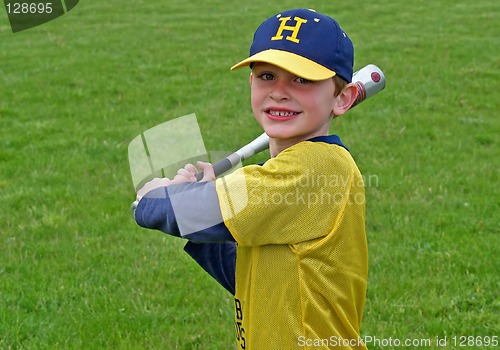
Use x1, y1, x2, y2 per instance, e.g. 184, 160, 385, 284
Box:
271, 16, 308, 43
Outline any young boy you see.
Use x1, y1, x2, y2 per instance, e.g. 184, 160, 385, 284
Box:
134, 8, 368, 349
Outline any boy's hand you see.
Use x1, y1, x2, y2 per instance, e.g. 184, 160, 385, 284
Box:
195, 161, 216, 182
136, 177, 171, 202
135, 161, 215, 202
172, 163, 198, 183
172, 161, 215, 183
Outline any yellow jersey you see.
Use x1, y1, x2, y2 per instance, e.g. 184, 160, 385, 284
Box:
216, 136, 368, 350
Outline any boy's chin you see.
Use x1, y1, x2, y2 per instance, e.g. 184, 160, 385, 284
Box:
262, 127, 294, 140
263, 128, 306, 142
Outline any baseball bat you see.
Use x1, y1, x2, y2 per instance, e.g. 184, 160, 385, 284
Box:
195, 64, 386, 181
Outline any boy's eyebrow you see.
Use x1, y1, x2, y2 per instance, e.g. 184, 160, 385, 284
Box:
251, 65, 275, 74
253, 65, 309, 80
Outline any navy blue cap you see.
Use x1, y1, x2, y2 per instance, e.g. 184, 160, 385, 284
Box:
231, 9, 354, 82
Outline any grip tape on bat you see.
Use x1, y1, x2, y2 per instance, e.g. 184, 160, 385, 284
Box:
195, 153, 241, 181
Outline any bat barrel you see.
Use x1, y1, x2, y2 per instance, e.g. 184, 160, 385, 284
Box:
351, 64, 386, 107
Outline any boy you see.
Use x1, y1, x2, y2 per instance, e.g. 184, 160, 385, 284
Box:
134, 8, 368, 349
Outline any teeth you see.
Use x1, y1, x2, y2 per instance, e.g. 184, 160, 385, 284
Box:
269, 110, 296, 117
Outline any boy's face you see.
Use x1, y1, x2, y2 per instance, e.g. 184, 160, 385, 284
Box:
250, 63, 338, 143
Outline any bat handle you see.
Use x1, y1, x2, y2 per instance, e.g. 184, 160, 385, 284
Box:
195, 152, 242, 181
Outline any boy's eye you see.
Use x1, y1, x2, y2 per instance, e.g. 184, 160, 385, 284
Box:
294, 77, 312, 84
255, 72, 312, 84
258, 73, 275, 80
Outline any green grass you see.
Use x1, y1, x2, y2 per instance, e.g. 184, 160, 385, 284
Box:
1, 0, 499, 349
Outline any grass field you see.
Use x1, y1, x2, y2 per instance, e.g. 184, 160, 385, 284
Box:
1, 0, 499, 349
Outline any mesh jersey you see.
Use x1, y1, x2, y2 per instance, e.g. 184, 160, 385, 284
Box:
215, 139, 368, 350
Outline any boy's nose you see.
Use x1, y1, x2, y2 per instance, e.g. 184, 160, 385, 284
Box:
269, 80, 290, 101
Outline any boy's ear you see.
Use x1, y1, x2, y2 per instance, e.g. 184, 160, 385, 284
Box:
332, 83, 358, 116
249, 72, 253, 86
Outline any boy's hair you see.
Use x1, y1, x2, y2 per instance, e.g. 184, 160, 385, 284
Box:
231, 8, 354, 83
333, 75, 348, 97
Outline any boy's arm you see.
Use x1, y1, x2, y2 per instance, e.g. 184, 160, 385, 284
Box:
134, 181, 234, 243
134, 163, 236, 293
183, 241, 236, 295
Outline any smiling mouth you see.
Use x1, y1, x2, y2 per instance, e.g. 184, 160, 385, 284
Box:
266, 110, 300, 120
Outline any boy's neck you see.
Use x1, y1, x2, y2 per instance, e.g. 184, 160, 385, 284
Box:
269, 138, 292, 158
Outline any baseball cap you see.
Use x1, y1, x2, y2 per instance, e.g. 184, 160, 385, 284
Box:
231, 8, 354, 82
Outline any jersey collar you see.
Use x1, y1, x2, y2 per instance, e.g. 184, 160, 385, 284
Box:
307, 135, 349, 152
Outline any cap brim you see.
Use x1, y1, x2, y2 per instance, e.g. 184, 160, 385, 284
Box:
230, 49, 336, 81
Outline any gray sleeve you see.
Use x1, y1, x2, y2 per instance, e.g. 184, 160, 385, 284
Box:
135, 181, 234, 243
